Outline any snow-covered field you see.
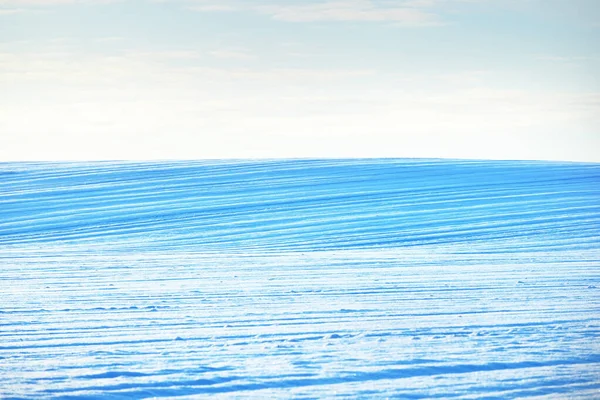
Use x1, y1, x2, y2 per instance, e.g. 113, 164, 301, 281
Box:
1, 159, 599, 399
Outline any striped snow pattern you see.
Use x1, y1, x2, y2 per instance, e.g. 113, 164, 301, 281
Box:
1, 159, 599, 398
1, 159, 599, 252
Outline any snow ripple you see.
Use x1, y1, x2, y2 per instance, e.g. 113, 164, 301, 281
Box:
1, 159, 599, 398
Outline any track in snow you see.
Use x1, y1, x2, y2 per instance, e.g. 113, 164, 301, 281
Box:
1, 159, 599, 398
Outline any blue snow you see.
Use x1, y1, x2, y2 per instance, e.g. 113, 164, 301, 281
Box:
1, 159, 599, 398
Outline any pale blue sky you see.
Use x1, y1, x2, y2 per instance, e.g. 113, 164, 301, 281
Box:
1, 0, 599, 161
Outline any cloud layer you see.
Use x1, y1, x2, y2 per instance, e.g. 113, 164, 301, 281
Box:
1, 0, 598, 161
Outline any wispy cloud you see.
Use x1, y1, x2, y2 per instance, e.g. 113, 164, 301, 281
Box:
0, 0, 118, 14
180, 0, 540, 25
257, 1, 441, 25
0, 7, 26, 14
0, 0, 118, 4
94, 36, 125, 43
534, 54, 594, 63
0, 0, 489, 25
186, 3, 236, 12
209, 48, 256, 60
185, 0, 444, 25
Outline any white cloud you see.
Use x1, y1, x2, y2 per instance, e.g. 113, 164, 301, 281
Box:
186, 3, 236, 12
180, 0, 600, 27
257, 1, 441, 24
94, 36, 125, 43
209, 49, 256, 60
534, 54, 595, 63
184, 0, 443, 25
0, 0, 117, 4
0, 0, 118, 14
0, 7, 26, 14
0, 0, 442, 25
0, 0, 527, 26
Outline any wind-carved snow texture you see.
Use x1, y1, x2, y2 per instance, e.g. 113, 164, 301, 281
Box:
1, 159, 599, 399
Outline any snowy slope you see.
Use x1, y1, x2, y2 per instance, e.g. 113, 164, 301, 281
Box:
1, 159, 599, 398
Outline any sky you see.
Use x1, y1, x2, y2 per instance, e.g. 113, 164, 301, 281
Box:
0, 0, 599, 162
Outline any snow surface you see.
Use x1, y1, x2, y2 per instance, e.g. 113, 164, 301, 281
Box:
1, 159, 599, 399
